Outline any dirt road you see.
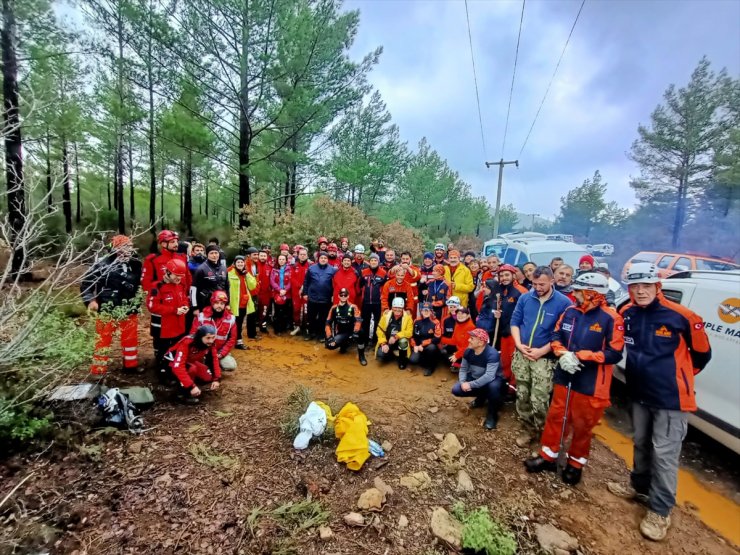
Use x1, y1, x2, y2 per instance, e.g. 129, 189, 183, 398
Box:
1, 334, 737, 554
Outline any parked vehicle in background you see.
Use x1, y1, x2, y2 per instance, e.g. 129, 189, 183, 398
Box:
481, 232, 547, 259
621, 251, 739, 281
614, 271, 740, 454
591, 243, 614, 256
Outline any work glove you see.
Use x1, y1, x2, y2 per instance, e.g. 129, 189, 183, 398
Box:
559, 351, 583, 374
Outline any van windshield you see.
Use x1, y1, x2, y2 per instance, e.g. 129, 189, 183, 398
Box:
530, 251, 587, 269
696, 259, 740, 271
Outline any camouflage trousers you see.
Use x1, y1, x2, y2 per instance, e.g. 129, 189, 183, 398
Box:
511, 351, 555, 431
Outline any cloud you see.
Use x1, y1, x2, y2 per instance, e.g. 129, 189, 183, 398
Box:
346, 0, 740, 218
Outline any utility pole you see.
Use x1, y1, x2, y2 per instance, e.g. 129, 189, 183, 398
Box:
485, 158, 518, 237
524, 212, 539, 229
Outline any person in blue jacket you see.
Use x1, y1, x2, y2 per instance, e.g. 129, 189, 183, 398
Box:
302, 251, 338, 341
510, 266, 572, 447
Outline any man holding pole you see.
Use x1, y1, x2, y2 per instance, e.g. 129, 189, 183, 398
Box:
510, 266, 572, 447
523, 272, 624, 485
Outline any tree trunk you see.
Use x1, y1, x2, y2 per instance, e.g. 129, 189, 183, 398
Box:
147, 0, 156, 233
116, 149, 125, 233
283, 169, 290, 214
107, 160, 112, 211
289, 162, 297, 213
179, 161, 183, 224
74, 141, 82, 222
205, 180, 209, 216
184, 151, 193, 235
2, 0, 26, 276
116, 2, 125, 233
46, 129, 52, 213
159, 163, 165, 223
61, 138, 72, 233
238, 3, 251, 227
128, 135, 135, 220
671, 173, 687, 249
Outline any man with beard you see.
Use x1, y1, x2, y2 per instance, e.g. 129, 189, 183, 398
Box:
142, 230, 190, 294
410, 302, 442, 376
333, 254, 360, 305
444, 250, 474, 308
187, 243, 206, 276
432, 243, 447, 267
554, 264, 577, 303
381, 266, 415, 313
375, 297, 413, 370
165, 324, 222, 404
351, 244, 369, 274
192, 244, 229, 312
490, 264, 523, 384
418, 252, 435, 302
191, 290, 238, 372
290, 247, 312, 335
326, 243, 342, 268
382, 249, 397, 272
256, 248, 274, 332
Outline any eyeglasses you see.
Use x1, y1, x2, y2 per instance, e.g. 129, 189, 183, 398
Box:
339, 293, 349, 297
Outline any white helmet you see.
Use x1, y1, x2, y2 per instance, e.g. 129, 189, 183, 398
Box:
625, 262, 660, 284
572, 272, 609, 294
391, 297, 405, 309
446, 296, 461, 307
354, 244, 365, 254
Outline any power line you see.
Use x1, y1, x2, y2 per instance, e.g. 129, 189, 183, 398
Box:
519, 0, 586, 157
501, 0, 526, 158
464, 0, 488, 158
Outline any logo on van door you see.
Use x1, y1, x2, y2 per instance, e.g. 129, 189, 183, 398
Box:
718, 298, 740, 325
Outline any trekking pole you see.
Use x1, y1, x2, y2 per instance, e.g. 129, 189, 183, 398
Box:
492, 293, 502, 347
558, 381, 573, 473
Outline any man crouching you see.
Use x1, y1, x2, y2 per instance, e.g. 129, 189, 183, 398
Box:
165, 325, 222, 404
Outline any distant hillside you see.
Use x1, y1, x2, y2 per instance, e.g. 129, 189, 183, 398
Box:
512, 212, 553, 231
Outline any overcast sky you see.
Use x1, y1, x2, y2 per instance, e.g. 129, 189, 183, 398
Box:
345, 0, 740, 218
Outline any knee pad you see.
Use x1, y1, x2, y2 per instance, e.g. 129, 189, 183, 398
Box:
397, 338, 409, 351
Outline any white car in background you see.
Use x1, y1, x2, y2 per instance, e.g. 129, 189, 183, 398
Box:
592, 243, 614, 256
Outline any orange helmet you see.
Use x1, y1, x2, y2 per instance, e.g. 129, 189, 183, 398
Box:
165, 258, 187, 277
317, 236, 328, 245
110, 235, 132, 250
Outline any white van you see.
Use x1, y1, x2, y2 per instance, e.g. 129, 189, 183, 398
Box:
481, 232, 547, 259
615, 271, 740, 454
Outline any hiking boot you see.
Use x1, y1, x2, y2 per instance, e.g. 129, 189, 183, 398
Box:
524, 456, 557, 474
304, 334, 315, 342
235, 342, 248, 350
484, 412, 498, 430
640, 511, 671, 542
398, 362, 407, 370
562, 464, 582, 485
177, 394, 200, 405
468, 398, 486, 409
290, 325, 301, 336
358, 350, 368, 366
515, 431, 534, 447
607, 482, 649, 503
423, 368, 434, 376
260, 322, 268, 332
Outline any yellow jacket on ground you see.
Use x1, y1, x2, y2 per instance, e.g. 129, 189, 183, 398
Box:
444, 263, 474, 306
335, 402, 370, 471
374, 310, 414, 356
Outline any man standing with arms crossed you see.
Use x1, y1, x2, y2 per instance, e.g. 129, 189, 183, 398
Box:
608, 263, 711, 542
510, 266, 571, 447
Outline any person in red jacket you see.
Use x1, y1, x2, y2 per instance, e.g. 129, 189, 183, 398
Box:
332, 254, 360, 305
326, 243, 342, 268
147, 258, 190, 382
314, 236, 329, 262
381, 266, 416, 313
290, 247, 312, 335
445, 306, 476, 370
492, 264, 523, 385
191, 291, 238, 372
525, 272, 624, 486
257, 249, 273, 332
141, 230, 190, 294
165, 325, 221, 404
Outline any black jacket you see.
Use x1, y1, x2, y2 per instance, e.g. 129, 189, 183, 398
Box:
193, 260, 228, 309
81, 254, 142, 315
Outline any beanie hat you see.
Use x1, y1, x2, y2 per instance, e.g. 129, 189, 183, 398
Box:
194, 324, 217, 339
579, 254, 595, 266
318, 251, 329, 259
433, 264, 445, 275
342, 253, 352, 261
245, 246, 258, 254
369, 253, 380, 261
423, 251, 434, 260
485, 278, 497, 291
206, 244, 220, 254
464, 250, 476, 258
233, 255, 245, 263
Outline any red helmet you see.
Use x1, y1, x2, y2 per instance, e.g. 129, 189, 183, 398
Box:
327, 242, 338, 252
498, 264, 518, 274
211, 290, 228, 304
279, 243, 290, 252
317, 236, 328, 245
165, 258, 187, 277
340, 237, 348, 243
158, 230, 178, 243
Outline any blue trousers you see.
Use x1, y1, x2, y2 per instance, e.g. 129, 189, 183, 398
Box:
452, 377, 505, 412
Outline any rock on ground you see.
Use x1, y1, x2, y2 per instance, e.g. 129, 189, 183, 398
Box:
343, 512, 365, 527
399, 471, 432, 490
398, 515, 409, 529
535, 523, 579, 553
373, 477, 394, 497
456, 469, 474, 492
437, 433, 463, 461
430, 507, 463, 550
318, 525, 333, 540
357, 488, 385, 511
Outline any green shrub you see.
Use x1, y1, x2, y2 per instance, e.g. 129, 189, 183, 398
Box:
451, 503, 517, 555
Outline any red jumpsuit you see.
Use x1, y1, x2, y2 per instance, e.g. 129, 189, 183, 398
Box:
167, 336, 222, 389
257, 260, 273, 325
142, 250, 191, 294
291, 259, 312, 327
191, 307, 237, 359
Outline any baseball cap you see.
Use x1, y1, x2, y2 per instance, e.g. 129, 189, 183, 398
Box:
468, 328, 489, 343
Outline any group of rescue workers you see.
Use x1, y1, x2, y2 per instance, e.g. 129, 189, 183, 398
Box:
80, 231, 711, 543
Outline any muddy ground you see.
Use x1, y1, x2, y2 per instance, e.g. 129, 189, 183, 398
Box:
1, 333, 738, 555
